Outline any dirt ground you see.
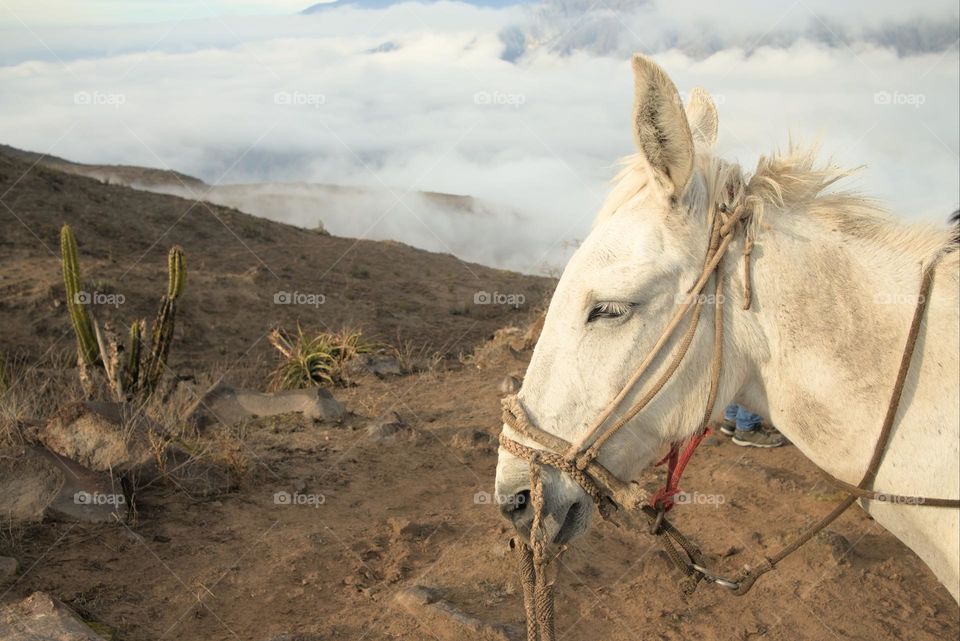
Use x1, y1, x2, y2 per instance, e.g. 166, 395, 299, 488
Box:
6, 345, 958, 641
1, 146, 957, 640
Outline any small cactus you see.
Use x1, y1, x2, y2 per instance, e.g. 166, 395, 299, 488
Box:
142, 246, 185, 393
167, 246, 184, 298
60, 225, 99, 367
123, 319, 145, 393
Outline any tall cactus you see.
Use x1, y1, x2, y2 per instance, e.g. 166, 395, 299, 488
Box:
123, 319, 145, 393
142, 246, 185, 393
167, 246, 184, 298
60, 225, 100, 367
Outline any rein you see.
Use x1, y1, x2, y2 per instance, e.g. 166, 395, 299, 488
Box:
499, 197, 959, 640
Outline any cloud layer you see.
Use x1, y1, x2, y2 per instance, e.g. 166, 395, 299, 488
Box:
0, 0, 957, 272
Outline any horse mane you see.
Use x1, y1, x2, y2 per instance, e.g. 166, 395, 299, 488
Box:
602, 143, 956, 268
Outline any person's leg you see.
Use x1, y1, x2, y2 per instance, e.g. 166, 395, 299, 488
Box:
732, 407, 784, 448
735, 406, 762, 432
719, 404, 739, 435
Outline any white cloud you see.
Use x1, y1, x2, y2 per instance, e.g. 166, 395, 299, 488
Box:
0, 1, 956, 272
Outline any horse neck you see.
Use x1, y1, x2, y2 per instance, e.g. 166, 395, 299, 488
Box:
725, 211, 958, 483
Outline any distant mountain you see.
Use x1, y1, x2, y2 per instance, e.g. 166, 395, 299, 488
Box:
302, 0, 528, 12
496, 0, 960, 61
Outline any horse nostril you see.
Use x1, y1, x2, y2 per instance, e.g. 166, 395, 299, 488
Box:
500, 490, 531, 520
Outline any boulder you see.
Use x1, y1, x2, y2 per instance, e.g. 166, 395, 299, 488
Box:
0, 591, 108, 641
349, 353, 403, 378
498, 375, 521, 394
35, 447, 126, 523
183, 383, 345, 430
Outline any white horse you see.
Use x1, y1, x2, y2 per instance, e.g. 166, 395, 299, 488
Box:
495, 54, 960, 601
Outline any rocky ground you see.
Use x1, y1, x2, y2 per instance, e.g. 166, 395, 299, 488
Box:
0, 147, 957, 640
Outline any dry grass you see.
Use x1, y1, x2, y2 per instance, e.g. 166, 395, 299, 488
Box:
386, 333, 446, 377
0, 348, 84, 447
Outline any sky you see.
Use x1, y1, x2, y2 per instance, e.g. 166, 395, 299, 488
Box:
0, 0, 957, 273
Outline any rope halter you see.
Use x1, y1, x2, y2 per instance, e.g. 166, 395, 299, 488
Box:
499, 196, 755, 520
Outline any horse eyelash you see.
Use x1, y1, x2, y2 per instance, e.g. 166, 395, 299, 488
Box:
587, 301, 635, 323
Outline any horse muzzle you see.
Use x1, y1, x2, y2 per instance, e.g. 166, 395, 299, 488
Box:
495, 452, 594, 544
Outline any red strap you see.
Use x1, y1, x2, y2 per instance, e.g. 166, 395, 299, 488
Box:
650, 428, 711, 512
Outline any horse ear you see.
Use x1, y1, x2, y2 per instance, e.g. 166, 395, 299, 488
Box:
685, 87, 718, 149
631, 54, 695, 196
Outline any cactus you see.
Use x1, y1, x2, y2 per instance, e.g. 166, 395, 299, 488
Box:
58, 228, 185, 400
167, 246, 184, 298
142, 246, 185, 393
123, 319, 145, 393
60, 225, 99, 366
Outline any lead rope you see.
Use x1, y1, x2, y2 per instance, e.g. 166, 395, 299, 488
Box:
513, 455, 556, 641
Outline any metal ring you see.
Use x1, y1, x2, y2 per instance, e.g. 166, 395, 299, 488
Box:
691, 564, 740, 590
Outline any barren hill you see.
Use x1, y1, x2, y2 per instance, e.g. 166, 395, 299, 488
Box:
0, 146, 552, 368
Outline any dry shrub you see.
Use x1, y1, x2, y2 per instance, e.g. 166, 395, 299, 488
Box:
267, 324, 371, 391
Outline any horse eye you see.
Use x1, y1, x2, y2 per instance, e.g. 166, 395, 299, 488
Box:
587, 302, 634, 323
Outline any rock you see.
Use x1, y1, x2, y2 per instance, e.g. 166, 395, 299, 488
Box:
0, 556, 17, 581
183, 383, 345, 430
32, 401, 156, 472
450, 429, 495, 451
817, 529, 853, 565
0, 591, 108, 640
35, 447, 126, 523
366, 412, 415, 444
395, 585, 523, 641
498, 375, 521, 394
0, 445, 129, 524
349, 353, 403, 378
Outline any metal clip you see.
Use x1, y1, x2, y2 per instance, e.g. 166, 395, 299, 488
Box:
691, 564, 740, 590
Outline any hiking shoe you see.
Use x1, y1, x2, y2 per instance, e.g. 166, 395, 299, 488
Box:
717, 419, 737, 436
732, 428, 785, 448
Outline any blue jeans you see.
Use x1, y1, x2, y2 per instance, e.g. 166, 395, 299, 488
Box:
724, 403, 762, 432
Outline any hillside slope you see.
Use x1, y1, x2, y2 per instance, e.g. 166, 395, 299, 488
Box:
0, 147, 551, 368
